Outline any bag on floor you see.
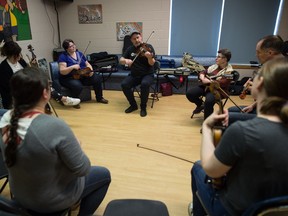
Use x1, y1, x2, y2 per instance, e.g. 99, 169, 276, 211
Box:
160, 82, 173, 96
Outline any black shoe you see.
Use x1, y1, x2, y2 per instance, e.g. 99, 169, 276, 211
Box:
73, 104, 81, 109
140, 109, 147, 117
193, 104, 204, 114
125, 105, 138, 113
97, 98, 109, 104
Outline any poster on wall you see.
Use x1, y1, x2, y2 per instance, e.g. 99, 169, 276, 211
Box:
0, 0, 32, 42
116, 22, 142, 41
78, 4, 102, 24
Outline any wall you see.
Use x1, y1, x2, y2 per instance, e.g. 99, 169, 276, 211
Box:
57, 0, 170, 56
10, 0, 288, 64
5, 0, 59, 64
278, 0, 288, 40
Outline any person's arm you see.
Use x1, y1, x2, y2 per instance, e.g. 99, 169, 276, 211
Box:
201, 109, 231, 178
54, 119, 91, 176
119, 56, 133, 67
199, 72, 212, 85
242, 101, 257, 113
59, 62, 80, 76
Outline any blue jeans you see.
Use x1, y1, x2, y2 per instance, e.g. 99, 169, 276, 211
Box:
78, 166, 111, 216
228, 106, 257, 125
121, 74, 154, 109
0, 109, 7, 118
191, 161, 230, 216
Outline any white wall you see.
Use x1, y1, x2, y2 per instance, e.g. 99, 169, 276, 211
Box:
15, 0, 288, 64
7, 0, 59, 63
57, 0, 170, 56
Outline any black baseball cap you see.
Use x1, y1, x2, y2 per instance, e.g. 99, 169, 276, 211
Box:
130, 31, 141, 37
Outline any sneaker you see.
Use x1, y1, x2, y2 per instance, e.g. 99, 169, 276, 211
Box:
140, 109, 147, 117
125, 105, 138, 113
188, 202, 193, 216
193, 104, 204, 114
62, 97, 81, 106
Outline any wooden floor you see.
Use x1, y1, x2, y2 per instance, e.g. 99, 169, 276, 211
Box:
0, 90, 254, 216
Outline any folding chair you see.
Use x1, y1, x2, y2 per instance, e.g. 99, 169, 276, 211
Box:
103, 199, 169, 216
133, 61, 160, 108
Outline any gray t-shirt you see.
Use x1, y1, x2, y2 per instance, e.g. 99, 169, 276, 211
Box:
215, 117, 288, 215
0, 114, 90, 213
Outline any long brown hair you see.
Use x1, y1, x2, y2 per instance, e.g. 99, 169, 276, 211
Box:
257, 57, 288, 124
5, 67, 49, 167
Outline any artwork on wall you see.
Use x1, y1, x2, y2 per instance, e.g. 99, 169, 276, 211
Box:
78, 4, 102, 24
116, 22, 142, 41
0, 0, 32, 42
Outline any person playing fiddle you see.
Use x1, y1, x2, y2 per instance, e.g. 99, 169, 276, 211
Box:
119, 31, 155, 117
186, 49, 234, 121
228, 35, 285, 125
189, 56, 288, 216
58, 39, 108, 107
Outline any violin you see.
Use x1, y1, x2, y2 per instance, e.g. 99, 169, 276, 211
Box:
27, 44, 56, 116
72, 67, 93, 80
27, 44, 38, 67
239, 77, 252, 100
136, 43, 152, 57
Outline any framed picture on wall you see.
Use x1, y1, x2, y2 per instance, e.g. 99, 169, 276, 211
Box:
0, 0, 32, 42
78, 4, 102, 24
116, 22, 142, 41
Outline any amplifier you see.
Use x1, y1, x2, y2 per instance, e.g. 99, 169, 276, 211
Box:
52, 48, 65, 61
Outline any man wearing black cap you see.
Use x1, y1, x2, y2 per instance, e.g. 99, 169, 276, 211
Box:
119, 31, 156, 117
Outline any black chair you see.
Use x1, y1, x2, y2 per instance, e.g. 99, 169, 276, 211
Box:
133, 61, 161, 108
242, 195, 288, 216
49, 62, 92, 102
103, 199, 169, 216
0, 152, 8, 194
0, 195, 71, 216
191, 70, 240, 118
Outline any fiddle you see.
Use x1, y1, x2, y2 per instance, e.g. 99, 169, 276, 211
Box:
136, 43, 152, 57
239, 77, 252, 100
27, 44, 38, 67
72, 67, 93, 80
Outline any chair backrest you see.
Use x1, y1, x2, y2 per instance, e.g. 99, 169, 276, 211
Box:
231, 70, 240, 83
0, 195, 30, 216
154, 61, 161, 74
242, 195, 288, 216
49, 62, 60, 82
49, 62, 62, 93
103, 199, 169, 216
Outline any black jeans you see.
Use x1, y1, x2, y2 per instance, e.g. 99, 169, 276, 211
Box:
186, 85, 216, 119
121, 74, 154, 109
60, 73, 103, 101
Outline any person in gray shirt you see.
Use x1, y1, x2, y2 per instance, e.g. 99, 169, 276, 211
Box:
0, 67, 111, 215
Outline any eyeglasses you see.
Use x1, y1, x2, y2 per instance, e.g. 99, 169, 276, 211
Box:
68, 44, 75, 48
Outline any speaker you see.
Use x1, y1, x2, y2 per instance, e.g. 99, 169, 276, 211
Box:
53, 48, 65, 62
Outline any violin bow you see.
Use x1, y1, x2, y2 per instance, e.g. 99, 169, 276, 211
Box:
77, 41, 91, 65
131, 30, 155, 64
137, 144, 195, 164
